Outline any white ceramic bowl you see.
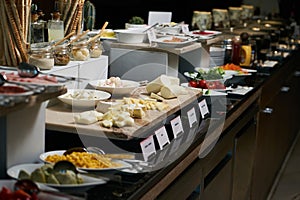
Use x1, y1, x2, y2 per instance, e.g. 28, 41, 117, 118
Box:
125, 23, 148, 29
158, 26, 181, 34
58, 89, 111, 107
89, 79, 140, 95
114, 29, 147, 43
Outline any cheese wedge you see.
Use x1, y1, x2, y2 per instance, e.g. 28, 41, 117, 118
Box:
146, 75, 180, 93
160, 85, 188, 99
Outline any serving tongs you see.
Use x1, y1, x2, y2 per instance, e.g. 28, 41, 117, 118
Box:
17, 62, 89, 82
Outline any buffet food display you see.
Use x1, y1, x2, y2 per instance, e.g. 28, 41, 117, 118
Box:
46, 75, 201, 139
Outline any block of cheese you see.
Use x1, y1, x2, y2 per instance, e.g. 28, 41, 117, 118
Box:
146, 75, 180, 94
160, 85, 188, 99
96, 101, 121, 113
74, 110, 103, 125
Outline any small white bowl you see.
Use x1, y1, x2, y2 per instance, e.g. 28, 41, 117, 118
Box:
89, 79, 140, 95
114, 29, 147, 43
125, 23, 148, 29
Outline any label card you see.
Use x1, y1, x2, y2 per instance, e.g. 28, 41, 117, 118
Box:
187, 107, 197, 128
147, 29, 157, 44
155, 126, 170, 150
198, 99, 209, 119
140, 135, 156, 161
170, 116, 184, 138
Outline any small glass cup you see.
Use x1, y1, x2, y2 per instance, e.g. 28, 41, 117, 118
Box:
71, 37, 90, 61
28, 42, 54, 70
53, 42, 70, 66
89, 39, 103, 58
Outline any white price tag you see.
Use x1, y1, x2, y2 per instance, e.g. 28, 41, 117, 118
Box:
155, 126, 170, 150
140, 135, 156, 161
147, 29, 157, 43
187, 107, 197, 128
198, 99, 209, 119
170, 116, 184, 138
181, 24, 190, 34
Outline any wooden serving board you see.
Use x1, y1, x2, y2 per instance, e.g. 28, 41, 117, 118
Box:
46, 87, 201, 140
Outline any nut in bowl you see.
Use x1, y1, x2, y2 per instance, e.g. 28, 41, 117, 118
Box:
58, 89, 111, 107
89, 77, 140, 96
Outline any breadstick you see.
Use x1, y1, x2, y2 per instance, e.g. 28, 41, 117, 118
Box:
64, 0, 79, 35
76, 0, 85, 34
4, 0, 28, 62
62, 0, 72, 22
0, 1, 12, 66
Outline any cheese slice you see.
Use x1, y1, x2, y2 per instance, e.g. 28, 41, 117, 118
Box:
150, 92, 164, 101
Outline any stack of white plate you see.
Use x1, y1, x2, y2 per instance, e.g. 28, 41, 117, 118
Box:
209, 46, 225, 67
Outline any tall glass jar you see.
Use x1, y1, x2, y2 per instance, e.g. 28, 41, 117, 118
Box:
223, 38, 232, 64
28, 42, 54, 70
89, 39, 103, 58
53, 42, 70, 66
71, 37, 90, 61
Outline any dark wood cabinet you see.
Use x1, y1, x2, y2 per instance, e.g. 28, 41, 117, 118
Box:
232, 118, 257, 200
251, 54, 300, 200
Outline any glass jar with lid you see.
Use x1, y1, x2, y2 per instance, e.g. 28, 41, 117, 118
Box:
28, 42, 54, 70
53, 42, 70, 66
71, 36, 90, 61
89, 39, 103, 58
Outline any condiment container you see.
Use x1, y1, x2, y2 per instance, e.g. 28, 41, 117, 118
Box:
223, 38, 232, 64
53, 42, 70, 66
28, 42, 54, 70
89, 39, 103, 58
240, 32, 252, 66
71, 37, 90, 61
231, 36, 241, 65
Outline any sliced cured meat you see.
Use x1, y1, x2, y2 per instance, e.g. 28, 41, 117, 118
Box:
0, 85, 27, 94
1, 72, 58, 84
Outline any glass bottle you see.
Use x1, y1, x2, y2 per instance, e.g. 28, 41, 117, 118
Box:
223, 38, 232, 64
231, 36, 241, 65
28, 42, 54, 70
30, 11, 45, 43
48, 10, 64, 42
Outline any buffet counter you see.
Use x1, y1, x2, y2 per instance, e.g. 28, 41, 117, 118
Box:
2, 41, 300, 199
42, 48, 300, 199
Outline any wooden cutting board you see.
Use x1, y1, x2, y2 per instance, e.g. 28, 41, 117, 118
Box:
46, 87, 202, 140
